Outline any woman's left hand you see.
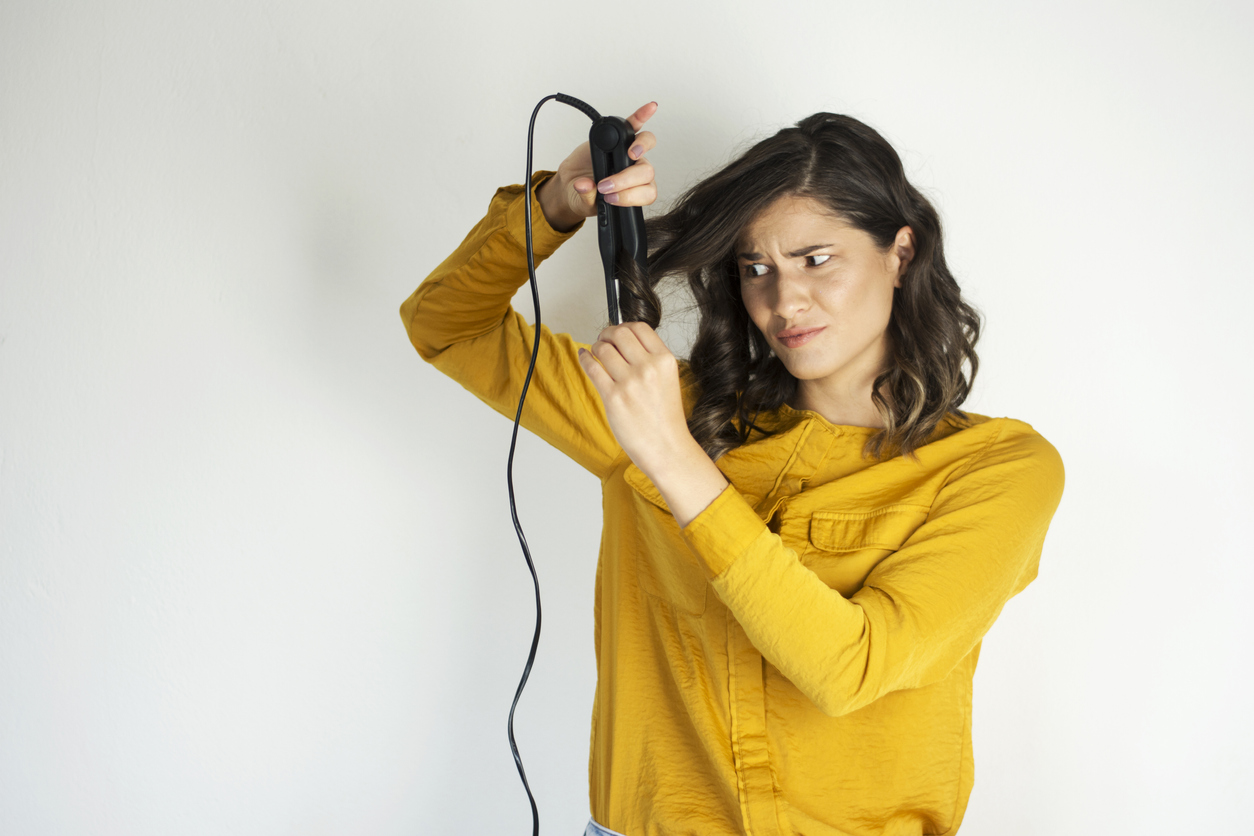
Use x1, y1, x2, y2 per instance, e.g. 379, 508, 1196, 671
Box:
578, 322, 692, 473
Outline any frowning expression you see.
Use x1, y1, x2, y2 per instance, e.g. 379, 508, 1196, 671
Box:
736, 194, 913, 401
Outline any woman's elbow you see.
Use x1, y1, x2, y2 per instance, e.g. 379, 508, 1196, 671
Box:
805, 681, 854, 718
399, 297, 446, 363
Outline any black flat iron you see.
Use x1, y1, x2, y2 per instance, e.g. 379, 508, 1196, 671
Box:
553, 94, 648, 325
587, 115, 648, 324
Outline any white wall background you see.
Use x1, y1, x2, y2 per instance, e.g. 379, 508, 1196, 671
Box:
2, 1, 1251, 833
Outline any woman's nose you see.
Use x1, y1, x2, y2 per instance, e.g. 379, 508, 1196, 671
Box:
772, 267, 811, 319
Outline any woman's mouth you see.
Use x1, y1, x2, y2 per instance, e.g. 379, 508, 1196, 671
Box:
775, 327, 825, 349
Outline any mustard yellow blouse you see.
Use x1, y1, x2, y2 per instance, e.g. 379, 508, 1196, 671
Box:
401, 171, 1065, 836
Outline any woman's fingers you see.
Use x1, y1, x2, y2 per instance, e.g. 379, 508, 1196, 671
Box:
588, 338, 631, 382
629, 130, 656, 160
627, 321, 671, 355
626, 101, 658, 132
602, 182, 657, 208
598, 157, 655, 206
601, 157, 653, 190
578, 345, 608, 384
585, 325, 647, 381
592, 104, 657, 204
580, 151, 657, 210
544, 102, 658, 229
591, 323, 672, 372
570, 176, 597, 211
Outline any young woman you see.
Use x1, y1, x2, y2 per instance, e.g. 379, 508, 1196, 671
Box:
402, 102, 1064, 836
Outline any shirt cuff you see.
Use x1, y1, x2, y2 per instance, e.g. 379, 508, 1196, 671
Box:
680, 483, 771, 578
505, 170, 585, 256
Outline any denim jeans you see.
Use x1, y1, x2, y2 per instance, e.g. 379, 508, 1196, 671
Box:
584, 819, 627, 836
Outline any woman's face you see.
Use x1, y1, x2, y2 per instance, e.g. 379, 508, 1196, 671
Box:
736, 194, 914, 406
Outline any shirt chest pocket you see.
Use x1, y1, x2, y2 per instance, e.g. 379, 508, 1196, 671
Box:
803, 504, 931, 598
623, 463, 708, 616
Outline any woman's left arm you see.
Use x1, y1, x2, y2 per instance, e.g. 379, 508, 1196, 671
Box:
580, 322, 1066, 718
682, 423, 1064, 717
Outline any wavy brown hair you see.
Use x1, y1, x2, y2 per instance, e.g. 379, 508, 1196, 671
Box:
617, 113, 981, 462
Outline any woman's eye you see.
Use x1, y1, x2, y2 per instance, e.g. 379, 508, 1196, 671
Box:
743, 263, 768, 278
806, 254, 831, 267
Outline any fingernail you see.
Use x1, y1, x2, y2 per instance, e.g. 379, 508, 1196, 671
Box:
597, 180, 614, 194
574, 181, 590, 194
630, 144, 643, 159
604, 193, 620, 204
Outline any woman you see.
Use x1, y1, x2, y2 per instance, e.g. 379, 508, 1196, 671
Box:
402, 101, 1064, 836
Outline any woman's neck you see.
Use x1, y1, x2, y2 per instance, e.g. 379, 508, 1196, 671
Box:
789, 365, 890, 429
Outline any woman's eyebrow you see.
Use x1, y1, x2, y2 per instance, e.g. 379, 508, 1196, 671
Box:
736, 244, 833, 260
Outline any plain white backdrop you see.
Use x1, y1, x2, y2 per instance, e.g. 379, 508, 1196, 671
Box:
2, 1, 1251, 833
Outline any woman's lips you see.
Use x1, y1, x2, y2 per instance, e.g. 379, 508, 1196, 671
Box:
775, 327, 825, 348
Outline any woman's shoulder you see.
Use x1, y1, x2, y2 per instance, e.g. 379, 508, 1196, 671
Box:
944, 411, 1058, 451
938, 412, 1065, 491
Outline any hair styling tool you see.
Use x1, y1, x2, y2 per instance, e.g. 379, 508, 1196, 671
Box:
587, 114, 649, 324
508, 93, 647, 836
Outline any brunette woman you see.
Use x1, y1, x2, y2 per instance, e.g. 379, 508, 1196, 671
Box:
402, 101, 1064, 836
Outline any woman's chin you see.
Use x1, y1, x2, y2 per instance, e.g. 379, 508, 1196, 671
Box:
776, 357, 828, 382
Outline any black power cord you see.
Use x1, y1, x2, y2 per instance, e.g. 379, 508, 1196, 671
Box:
508, 92, 600, 836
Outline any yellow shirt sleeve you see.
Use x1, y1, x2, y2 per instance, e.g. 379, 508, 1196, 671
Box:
680, 419, 1065, 717
399, 171, 623, 478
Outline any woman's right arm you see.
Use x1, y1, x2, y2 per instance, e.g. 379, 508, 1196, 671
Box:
400, 104, 659, 480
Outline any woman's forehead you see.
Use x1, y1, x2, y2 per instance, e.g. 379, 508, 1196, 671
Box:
737, 195, 856, 252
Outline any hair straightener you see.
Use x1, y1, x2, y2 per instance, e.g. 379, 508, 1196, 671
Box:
585, 111, 649, 325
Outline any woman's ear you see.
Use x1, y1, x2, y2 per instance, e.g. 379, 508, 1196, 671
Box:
891, 226, 915, 288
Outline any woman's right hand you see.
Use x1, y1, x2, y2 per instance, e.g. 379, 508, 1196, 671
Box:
537, 101, 659, 233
